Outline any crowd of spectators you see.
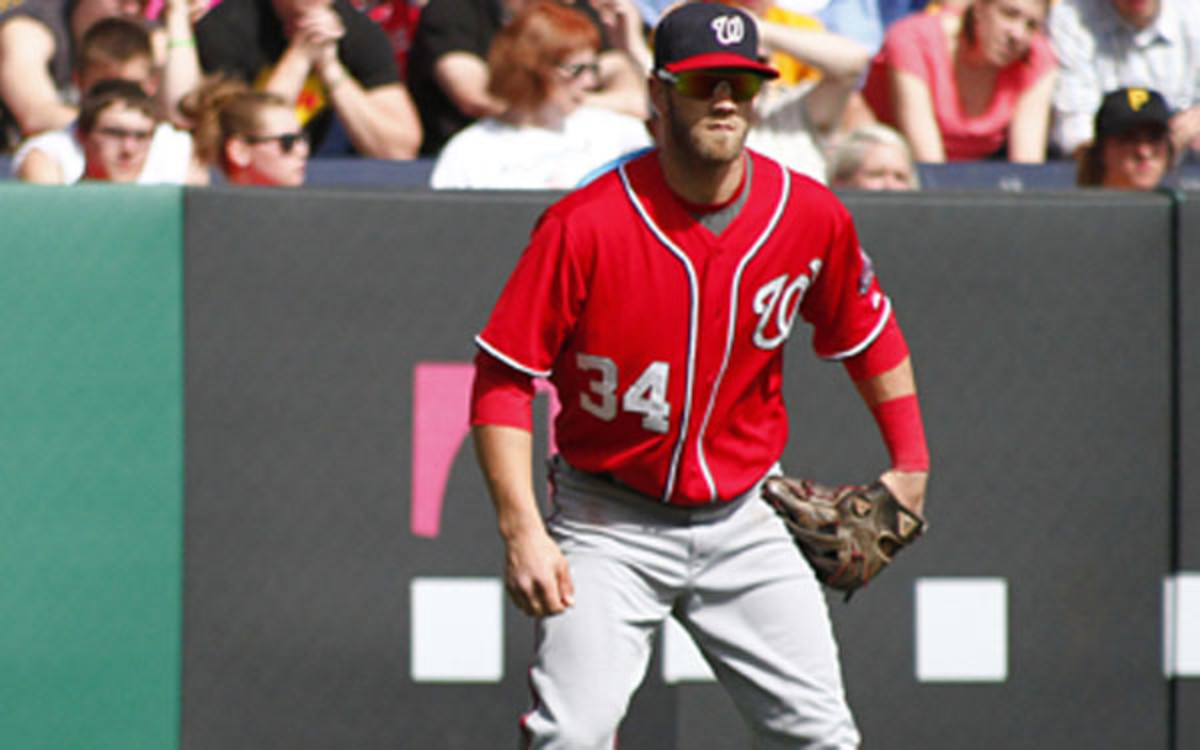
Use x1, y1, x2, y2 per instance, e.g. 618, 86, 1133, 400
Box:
0, 0, 1195, 190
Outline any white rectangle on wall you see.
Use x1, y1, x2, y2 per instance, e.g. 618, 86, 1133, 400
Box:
1164, 573, 1200, 677
916, 577, 1008, 683
411, 577, 504, 682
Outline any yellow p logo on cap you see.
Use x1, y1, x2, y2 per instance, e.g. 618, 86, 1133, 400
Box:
1127, 88, 1150, 112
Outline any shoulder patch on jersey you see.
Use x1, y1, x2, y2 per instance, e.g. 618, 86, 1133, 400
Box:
857, 246, 876, 296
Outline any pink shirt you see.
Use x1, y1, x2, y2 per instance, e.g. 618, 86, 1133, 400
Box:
862, 9, 1056, 161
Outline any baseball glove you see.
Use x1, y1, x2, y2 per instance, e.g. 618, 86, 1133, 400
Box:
762, 477, 926, 599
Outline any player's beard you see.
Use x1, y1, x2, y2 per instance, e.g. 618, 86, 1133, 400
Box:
664, 94, 749, 168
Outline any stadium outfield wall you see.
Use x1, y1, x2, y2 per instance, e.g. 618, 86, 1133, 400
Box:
0, 183, 1197, 749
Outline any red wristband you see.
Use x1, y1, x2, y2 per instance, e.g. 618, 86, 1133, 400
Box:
871, 393, 929, 471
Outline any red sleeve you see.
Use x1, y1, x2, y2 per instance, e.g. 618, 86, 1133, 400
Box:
470, 350, 536, 430
475, 208, 591, 376
800, 198, 892, 360
841, 314, 909, 381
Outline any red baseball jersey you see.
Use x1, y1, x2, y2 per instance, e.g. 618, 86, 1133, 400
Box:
476, 150, 891, 506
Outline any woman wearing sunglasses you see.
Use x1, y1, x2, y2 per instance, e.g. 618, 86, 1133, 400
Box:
184, 75, 310, 186
429, 0, 651, 189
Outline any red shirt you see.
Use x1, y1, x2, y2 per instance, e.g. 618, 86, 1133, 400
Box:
476, 150, 891, 505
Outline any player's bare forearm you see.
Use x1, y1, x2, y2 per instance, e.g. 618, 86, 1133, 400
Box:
473, 424, 541, 537
472, 424, 574, 616
852, 355, 914, 406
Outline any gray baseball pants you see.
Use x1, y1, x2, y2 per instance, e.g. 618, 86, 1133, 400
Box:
520, 459, 860, 749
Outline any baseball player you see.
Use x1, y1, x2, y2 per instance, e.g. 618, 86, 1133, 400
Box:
470, 3, 930, 747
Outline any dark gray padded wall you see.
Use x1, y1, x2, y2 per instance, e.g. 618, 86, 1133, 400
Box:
183, 188, 1174, 749
181, 188, 678, 750
808, 191, 1174, 749
1176, 192, 1200, 749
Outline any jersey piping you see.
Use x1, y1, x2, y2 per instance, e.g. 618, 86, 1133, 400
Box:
694, 164, 792, 500
618, 157, 793, 503
475, 335, 553, 378
822, 295, 892, 360
618, 163, 703, 503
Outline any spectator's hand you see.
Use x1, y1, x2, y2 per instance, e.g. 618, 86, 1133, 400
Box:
288, 6, 345, 65
1170, 106, 1200, 156
163, 0, 205, 22
164, 0, 211, 24
186, 0, 211, 23
588, 0, 643, 55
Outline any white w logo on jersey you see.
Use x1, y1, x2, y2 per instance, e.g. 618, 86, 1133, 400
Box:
752, 261, 822, 349
710, 15, 745, 46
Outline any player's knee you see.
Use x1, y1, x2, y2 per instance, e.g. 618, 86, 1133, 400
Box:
753, 701, 860, 750
522, 697, 626, 749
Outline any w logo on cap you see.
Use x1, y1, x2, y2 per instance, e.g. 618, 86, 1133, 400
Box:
653, 3, 778, 78
710, 15, 746, 46
1127, 88, 1151, 111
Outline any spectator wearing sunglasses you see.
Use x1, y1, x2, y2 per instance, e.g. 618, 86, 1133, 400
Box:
407, 0, 649, 157
184, 74, 309, 186
194, 0, 422, 159
13, 15, 203, 184
78, 79, 160, 181
429, 1, 650, 189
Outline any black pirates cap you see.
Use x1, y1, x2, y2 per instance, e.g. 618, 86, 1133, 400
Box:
1095, 87, 1171, 138
653, 3, 779, 78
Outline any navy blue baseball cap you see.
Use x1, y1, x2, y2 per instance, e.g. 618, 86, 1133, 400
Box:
1095, 87, 1171, 138
654, 3, 779, 78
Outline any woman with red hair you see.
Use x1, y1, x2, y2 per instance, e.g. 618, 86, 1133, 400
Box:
430, 0, 651, 189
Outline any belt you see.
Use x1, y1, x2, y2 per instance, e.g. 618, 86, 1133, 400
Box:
548, 455, 773, 524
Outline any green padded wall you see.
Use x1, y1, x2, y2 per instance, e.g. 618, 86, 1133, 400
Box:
0, 185, 184, 750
